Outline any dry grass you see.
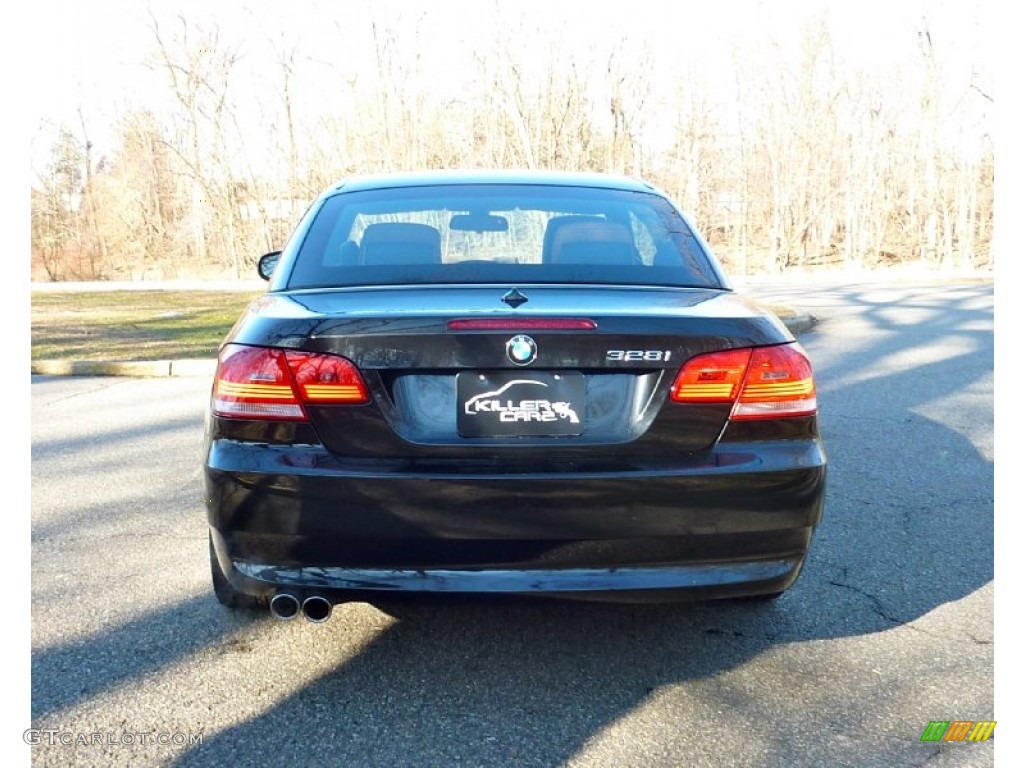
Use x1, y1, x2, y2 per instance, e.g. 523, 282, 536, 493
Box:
31, 291, 262, 361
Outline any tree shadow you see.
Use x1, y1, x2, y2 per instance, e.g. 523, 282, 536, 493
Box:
31, 596, 272, 722
31, 281, 993, 766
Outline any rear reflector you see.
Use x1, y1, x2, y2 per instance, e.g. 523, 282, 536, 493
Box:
447, 318, 597, 331
671, 344, 817, 420
212, 345, 369, 421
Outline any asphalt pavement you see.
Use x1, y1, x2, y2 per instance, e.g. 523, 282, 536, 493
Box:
28, 279, 996, 767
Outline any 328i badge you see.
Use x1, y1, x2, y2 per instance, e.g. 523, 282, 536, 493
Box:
203, 170, 826, 623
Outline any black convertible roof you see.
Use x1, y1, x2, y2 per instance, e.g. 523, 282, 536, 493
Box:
329, 170, 657, 195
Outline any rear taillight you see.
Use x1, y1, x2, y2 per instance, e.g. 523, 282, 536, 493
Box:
213, 346, 303, 420
733, 345, 817, 420
212, 345, 369, 421
670, 348, 752, 403
285, 351, 370, 404
671, 344, 817, 420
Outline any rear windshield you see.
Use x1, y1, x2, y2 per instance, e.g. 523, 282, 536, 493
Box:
285, 184, 722, 290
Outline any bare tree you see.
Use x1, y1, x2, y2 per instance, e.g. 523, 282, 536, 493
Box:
30, 5, 993, 280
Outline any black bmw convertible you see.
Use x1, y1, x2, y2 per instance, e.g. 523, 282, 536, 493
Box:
203, 171, 826, 623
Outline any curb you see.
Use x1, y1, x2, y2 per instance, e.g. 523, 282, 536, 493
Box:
781, 313, 816, 335
31, 359, 217, 378
31, 314, 817, 378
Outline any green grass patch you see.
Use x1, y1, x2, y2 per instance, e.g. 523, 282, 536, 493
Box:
31, 291, 263, 361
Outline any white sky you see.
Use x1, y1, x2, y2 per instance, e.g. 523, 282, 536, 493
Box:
25, 0, 994, 173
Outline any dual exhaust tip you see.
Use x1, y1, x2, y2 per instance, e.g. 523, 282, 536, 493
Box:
269, 592, 333, 624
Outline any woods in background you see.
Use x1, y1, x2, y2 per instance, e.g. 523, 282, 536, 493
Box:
31, 4, 993, 281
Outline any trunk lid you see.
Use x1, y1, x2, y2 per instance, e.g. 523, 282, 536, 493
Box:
229, 285, 791, 459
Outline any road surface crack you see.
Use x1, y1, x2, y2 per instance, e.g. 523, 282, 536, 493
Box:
40, 379, 127, 406
828, 579, 904, 625
828, 579, 992, 646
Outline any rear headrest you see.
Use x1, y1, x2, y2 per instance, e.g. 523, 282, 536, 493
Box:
324, 240, 360, 266
542, 216, 606, 263
360, 223, 442, 265
544, 218, 637, 265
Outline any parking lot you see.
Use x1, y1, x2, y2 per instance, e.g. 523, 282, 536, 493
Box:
30, 280, 994, 767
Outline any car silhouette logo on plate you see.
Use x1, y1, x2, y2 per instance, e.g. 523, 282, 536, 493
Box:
506, 335, 537, 366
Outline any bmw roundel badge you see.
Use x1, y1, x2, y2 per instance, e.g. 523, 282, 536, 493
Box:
506, 335, 537, 366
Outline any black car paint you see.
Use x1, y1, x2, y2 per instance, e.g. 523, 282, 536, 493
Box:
204, 174, 826, 606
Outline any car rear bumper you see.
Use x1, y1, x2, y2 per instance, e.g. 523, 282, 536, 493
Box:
205, 437, 825, 601
227, 558, 806, 603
